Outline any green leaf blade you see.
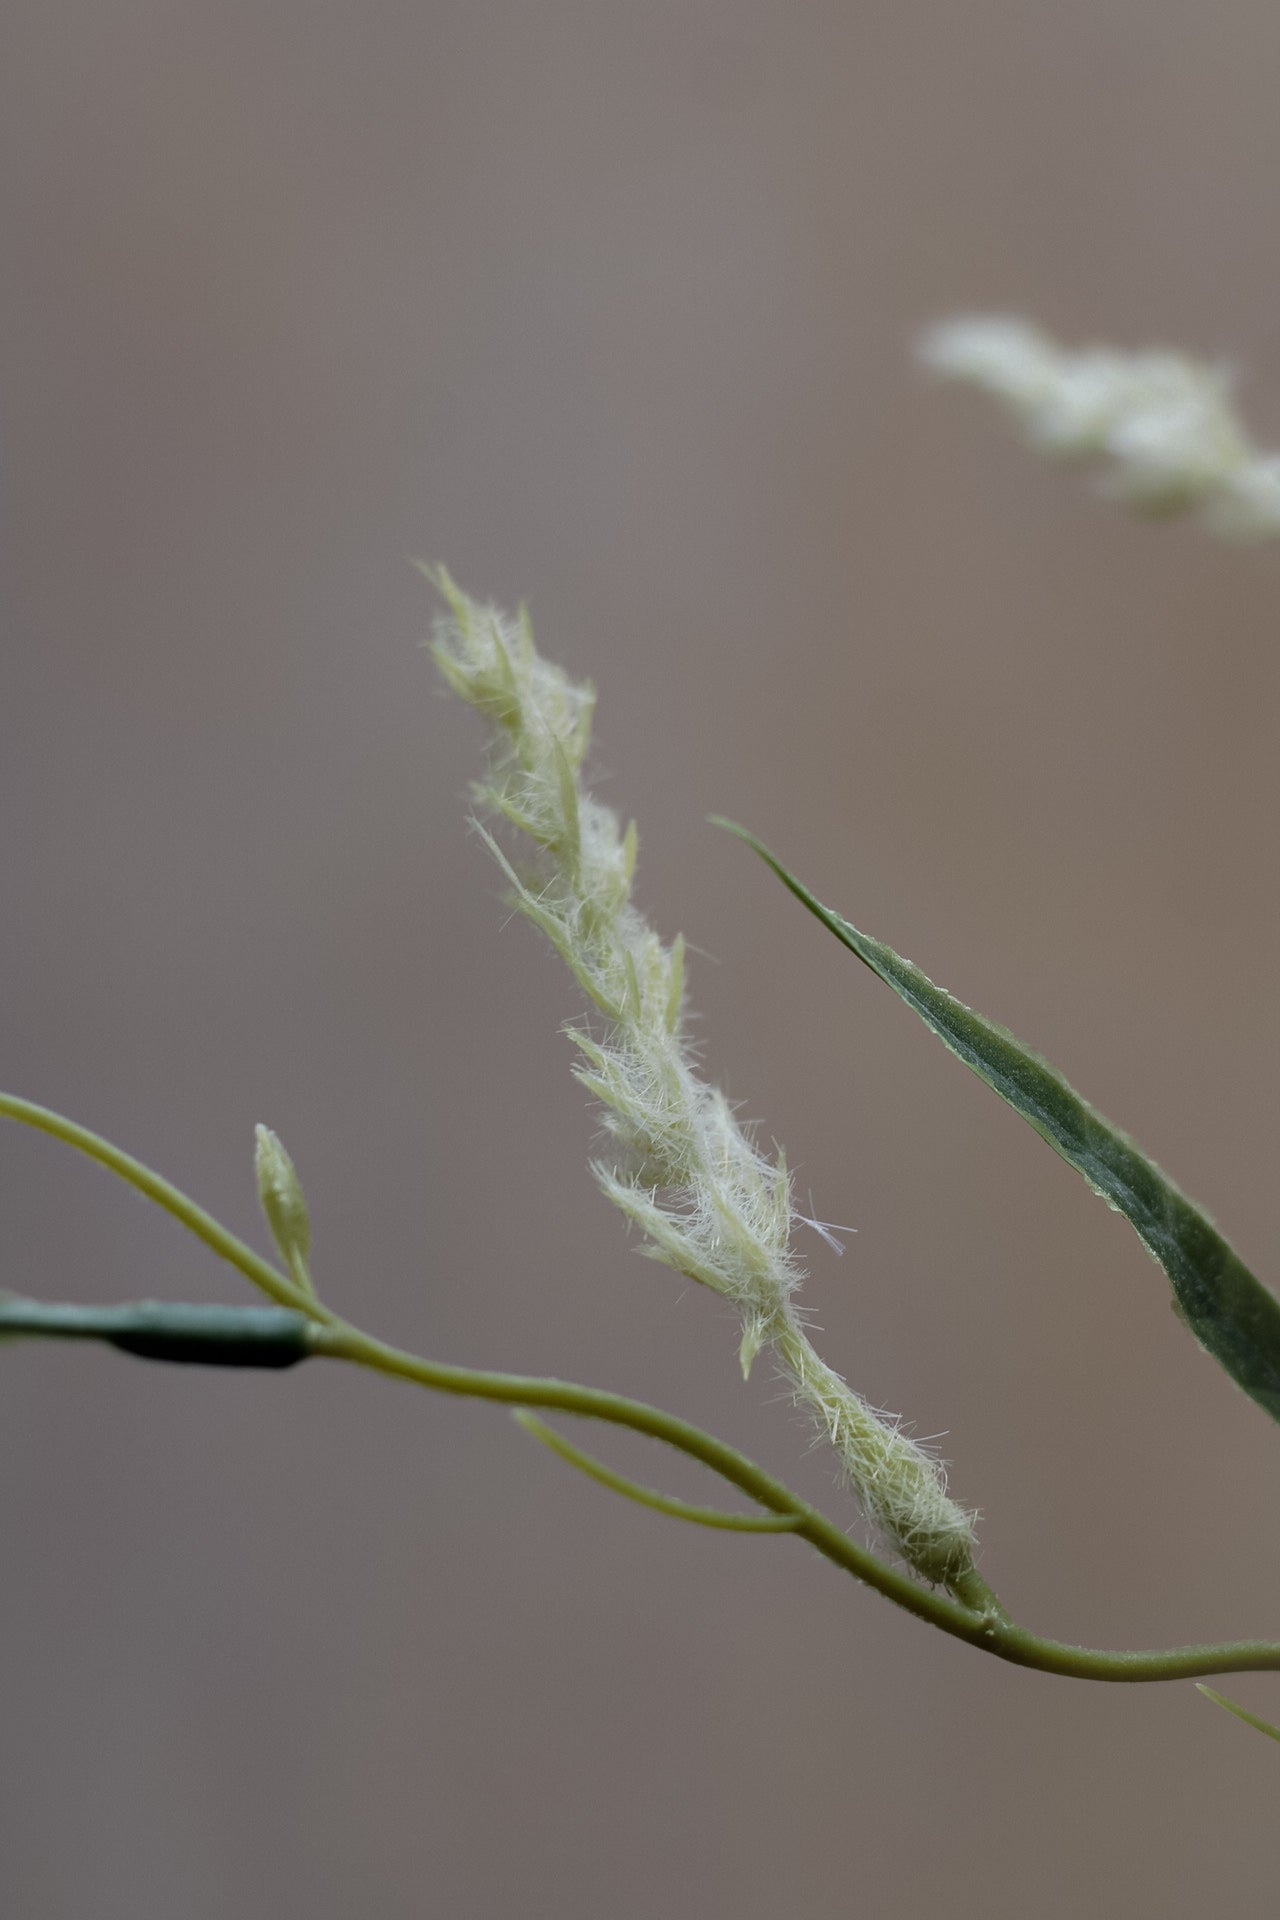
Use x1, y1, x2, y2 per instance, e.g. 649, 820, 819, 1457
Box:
715, 819, 1280, 1426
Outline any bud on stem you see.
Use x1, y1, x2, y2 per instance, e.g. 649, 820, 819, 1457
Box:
254, 1124, 316, 1298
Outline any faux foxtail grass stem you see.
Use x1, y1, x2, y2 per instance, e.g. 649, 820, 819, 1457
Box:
6, 1086, 1280, 1686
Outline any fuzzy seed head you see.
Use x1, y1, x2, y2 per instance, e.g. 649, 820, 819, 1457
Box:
428, 564, 977, 1586
920, 315, 1280, 539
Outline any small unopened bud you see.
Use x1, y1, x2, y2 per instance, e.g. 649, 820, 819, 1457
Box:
254, 1124, 314, 1296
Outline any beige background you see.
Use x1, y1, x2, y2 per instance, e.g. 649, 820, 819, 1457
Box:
4, 5, 1280, 1915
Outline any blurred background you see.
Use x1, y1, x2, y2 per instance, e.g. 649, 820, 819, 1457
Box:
4, 4, 1280, 1914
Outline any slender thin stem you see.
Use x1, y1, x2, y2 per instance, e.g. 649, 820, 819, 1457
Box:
309, 1318, 1280, 1683
0, 1093, 319, 1315
1196, 1686, 1280, 1742
7, 1086, 1280, 1686
512, 1410, 805, 1531
308, 1316, 986, 1639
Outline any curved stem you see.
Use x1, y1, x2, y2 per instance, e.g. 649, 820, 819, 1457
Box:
512, 1410, 804, 1531
6, 1088, 1280, 1686
0, 1092, 317, 1315
310, 1318, 1280, 1683
309, 1316, 985, 1639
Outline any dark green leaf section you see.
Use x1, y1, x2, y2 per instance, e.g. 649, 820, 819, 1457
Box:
714, 820, 1280, 1426
0, 1296, 313, 1368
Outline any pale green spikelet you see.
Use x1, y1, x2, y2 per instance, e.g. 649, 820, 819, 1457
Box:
428, 568, 978, 1587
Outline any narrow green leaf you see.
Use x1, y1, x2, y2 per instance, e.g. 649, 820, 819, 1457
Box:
1196, 1685, 1280, 1744
714, 820, 1280, 1426
0, 1296, 314, 1368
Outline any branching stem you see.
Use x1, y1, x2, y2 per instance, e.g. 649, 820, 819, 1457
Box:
0, 1092, 316, 1315
308, 1317, 1280, 1682
6, 1087, 1280, 1687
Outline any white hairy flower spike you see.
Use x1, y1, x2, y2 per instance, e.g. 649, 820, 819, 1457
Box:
427, 564, 978, 1588
920, 315, 1280, 539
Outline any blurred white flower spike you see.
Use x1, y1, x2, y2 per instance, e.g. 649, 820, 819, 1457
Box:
919, 315, 1280, 539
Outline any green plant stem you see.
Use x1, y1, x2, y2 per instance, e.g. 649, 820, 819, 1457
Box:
308, 1318, 1280, 1683
511, 1409, 805, 1531
0, 1295, 312, 1366
7, 1087, 1280, 1687
308, 1315, 993, 1633
1197, 1685, 1280, 1742
0, 1092, 318, 1315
